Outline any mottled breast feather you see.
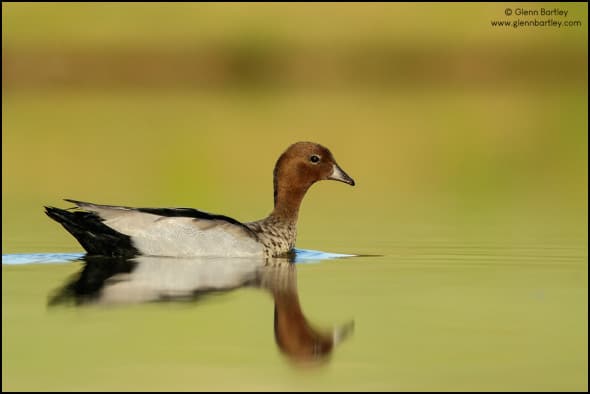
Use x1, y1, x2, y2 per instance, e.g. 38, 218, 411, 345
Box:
246, 216, 297, 258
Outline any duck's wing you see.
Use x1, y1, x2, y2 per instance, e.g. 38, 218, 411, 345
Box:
45, 199, 263, 257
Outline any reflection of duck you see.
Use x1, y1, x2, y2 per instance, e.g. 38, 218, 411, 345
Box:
44, 142, 355, 259
49, 255, 353, 362
49, 255, 263, 305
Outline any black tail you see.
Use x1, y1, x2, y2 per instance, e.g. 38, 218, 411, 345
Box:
45, 206, 139, 257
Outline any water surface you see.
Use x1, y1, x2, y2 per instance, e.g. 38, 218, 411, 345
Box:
2, 236, 587, 391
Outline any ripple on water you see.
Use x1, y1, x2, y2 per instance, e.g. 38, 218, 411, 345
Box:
1, 249, 356, 265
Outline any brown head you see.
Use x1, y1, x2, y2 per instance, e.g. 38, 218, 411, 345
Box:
272, 142, 355, 220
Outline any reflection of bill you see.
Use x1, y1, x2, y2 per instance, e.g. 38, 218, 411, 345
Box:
48, 255, 354, 363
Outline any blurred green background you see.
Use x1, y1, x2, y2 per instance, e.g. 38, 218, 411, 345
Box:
2, 3, 588, 391
3, 2, 587, 254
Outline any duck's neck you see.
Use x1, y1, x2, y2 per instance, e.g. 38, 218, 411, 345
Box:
271, 182, 311, 223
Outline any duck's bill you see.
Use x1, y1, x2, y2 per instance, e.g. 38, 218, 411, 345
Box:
329, 164, 355, 186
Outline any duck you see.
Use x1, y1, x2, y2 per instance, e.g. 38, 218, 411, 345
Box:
45, 142, 355, 258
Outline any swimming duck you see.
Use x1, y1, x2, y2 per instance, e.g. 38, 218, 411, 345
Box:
45, 142, 355, 258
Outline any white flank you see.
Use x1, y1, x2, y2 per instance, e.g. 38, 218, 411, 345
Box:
98, 210, 263, 257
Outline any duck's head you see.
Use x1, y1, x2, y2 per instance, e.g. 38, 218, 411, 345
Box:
273, 142, 355, 204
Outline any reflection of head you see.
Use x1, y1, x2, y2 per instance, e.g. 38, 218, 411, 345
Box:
274, 302, 334, 362
261, 264, 354, 363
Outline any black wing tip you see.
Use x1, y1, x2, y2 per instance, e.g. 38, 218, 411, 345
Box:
44, 205, 64, 219
64, 198, 84, 206
45, 203, 81, 217
44, 199, 83, 212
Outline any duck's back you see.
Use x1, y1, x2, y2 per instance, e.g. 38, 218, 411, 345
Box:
45, 200, 264, 258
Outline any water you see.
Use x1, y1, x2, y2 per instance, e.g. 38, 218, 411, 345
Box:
1, 249, 355, 265
2, 239, 587, 391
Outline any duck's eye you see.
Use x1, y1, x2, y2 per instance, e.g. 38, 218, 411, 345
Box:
310, 155, 320, 164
